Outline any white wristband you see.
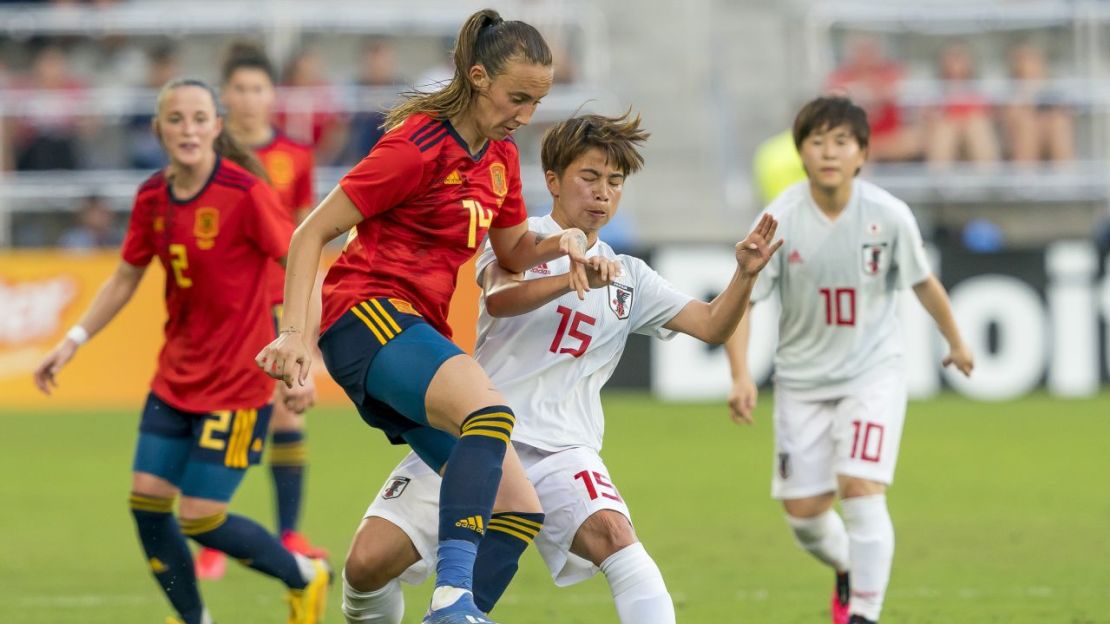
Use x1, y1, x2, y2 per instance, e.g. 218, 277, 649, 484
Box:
65, 325, 89, 346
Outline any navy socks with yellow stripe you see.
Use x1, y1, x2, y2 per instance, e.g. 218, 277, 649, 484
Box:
129, 494, 205, 624
181, 512, 307, 589
436, 406, 515, 590
269, 430, 307, 533
473, 511, 545, 612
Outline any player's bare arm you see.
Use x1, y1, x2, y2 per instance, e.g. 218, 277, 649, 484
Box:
723, 305, 758, 425
488, 220, 593, 299
33, 261, 147, 395
481, 255, 622, 317
912, 275, 974, 376
256, 186, 362, 388
663, 213, 783, 345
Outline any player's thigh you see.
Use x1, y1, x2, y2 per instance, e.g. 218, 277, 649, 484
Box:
525, 446, 633, 584
357, 452, 441, 588
492, 442, 541, 514
772, 387, 838, 501
131, 393, 195, 491
424, 353, 507, 434
832, 371, 907, 487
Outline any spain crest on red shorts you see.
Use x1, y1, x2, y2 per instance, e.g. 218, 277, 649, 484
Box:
489, 162, 508, 197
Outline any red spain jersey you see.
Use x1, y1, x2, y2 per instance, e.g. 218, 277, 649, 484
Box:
121, 157, 294, 412
255, 131, 315, 305
320, 113, 527, 337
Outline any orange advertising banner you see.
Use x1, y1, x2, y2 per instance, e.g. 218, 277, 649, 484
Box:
1, 251, 480, 411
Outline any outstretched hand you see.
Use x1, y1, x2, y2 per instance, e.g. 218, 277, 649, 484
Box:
735, 213, 784, 276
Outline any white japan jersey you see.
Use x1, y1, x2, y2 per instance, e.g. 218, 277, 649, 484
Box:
752, 179, 931, 399
475, 215, 694, 452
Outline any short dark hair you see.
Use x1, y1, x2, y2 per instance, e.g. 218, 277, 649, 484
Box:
221, 41, 276, 85
792, 96, 870, 151
541, 111, 649, 178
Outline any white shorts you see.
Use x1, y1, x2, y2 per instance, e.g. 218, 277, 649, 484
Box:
771, 369, 907, 500
362, 443, 632, 587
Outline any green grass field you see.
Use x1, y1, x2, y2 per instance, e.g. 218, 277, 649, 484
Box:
4, 392, 1109, 623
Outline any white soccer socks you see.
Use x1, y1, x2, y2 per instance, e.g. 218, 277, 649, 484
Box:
600, 542, 676, 624
786, 508, 850, 572
341, 571, 404, 624
841, 494, 894, 622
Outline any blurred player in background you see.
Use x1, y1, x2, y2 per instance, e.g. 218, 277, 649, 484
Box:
726, 96, 974, 624
186, 40, 326, 582
338, 112, 781, 624
255, 9, 595, 624
32, 78, 329, 624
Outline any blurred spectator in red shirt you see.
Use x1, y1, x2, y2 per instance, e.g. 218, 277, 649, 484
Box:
277, 45, 347, 164
924, 41, 1000, 167
826, 34, 920, 162
1001, 42, 1075, 165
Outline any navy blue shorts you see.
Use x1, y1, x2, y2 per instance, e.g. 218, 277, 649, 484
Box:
132, 392, 272, 501
319, 297, 461, 470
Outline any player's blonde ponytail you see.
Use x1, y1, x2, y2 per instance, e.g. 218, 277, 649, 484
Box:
383, 8, 551, 131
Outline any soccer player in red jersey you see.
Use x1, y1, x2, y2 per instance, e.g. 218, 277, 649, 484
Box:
179, 42, 326, 582
256, 9, 592, 624
33, 78, 330, 624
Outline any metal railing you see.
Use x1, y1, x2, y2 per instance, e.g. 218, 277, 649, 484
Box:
0, 0, 613, 246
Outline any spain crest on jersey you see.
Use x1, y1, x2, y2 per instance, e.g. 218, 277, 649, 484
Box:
608, 281, 634, 320
489, 162, 508, 197
861, 242, 888, 275
194, 207, 219, 250
265, 151, 295, 190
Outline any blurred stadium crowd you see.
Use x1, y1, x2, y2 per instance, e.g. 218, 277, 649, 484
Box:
1, 0, 1110, 252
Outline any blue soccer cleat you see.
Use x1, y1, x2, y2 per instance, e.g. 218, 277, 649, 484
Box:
422, 587, 498, 624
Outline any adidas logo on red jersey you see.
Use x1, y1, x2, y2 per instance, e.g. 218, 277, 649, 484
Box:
443, 170, 462, 185
788, 250, 804, 264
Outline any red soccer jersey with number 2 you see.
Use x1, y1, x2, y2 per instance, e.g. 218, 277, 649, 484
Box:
321, 113, 528, 337
121, 157, 294, 412
255, 131, 315, 305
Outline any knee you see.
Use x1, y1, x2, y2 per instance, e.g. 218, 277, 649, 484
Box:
838, 477, 886, 500
177, 496, 228, 522
782, 493, 835, 519
344, 548, 395, 592
572, 510, 637, 566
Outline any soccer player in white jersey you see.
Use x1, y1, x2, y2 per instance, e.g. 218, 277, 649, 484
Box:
337, 112, 782, 624
725, 96, 974, 624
